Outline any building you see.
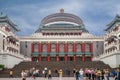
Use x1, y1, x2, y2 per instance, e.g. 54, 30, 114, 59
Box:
20, 9, 103, 62
1, 9, 119, 68
99, 15, 120, 68
0, 13, 24, 68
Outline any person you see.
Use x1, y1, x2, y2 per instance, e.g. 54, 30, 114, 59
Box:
85, 68, 89, 80
115, 68, 120, 80
73, 68, 76, 77
44, 67, 48, 78
101, 69, 105, 80
105, 69, 110, 80
21, 70, 26, 80
9, 70, 13, 77
58, 69, 63, 80
79, 68, 84, 80
75, 70, 79, 80
48, 69, 52, 79
55, 68, 59, 77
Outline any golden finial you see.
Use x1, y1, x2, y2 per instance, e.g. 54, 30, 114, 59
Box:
60, 8, 64, 13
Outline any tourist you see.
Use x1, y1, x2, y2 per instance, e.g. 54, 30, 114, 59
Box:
44, 67, 48, 78
104, 69, 110, 80
55, 68, 59, 77
9, 70, 13, 77
58, 69, 63, 80
115, 68, 120, 80
88, 69, 91, 80
21, 69, 26, 80
85, 68, 89, 80
79, 68, 84, 80
48, 69, 52, 79
91, 68, 95, 80
100, 69, 105, 80
75, 70, 79, 80
73, 68, 76, 77
95, 68, 101, 80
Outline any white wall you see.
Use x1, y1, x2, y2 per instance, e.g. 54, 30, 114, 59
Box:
0, 54, 24, 68
100, 54, 117, 68
116, 54, 120, 67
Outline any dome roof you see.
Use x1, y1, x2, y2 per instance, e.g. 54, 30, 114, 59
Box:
41, 11, 83, 26
35, 9, 88, 33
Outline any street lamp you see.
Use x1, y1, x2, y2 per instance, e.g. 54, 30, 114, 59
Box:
3, 35, 5, 51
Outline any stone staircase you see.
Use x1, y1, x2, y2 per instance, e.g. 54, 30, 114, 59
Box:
0, 61, 111, 77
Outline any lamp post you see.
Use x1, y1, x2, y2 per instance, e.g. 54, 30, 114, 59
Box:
3, 36, 5, 51
25, 41, 27, 57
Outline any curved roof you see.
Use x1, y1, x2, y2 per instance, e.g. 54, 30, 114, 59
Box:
41, 13, 83, 26
36, 9, 88, 33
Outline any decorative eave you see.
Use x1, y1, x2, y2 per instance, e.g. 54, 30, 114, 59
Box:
0, 14, 20, 31
105, 15, 120, 31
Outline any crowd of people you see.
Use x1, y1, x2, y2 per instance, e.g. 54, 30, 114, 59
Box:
20, 67, 63, 80
74, 68, 120, 80
9, 67, 120, 80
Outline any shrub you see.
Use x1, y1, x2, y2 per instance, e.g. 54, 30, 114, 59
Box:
0, 64, 4, 69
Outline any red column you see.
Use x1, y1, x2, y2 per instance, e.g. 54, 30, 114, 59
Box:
39, 43, 42, 53
81, 43, 85, 53
38, 56, 41, 61
89, 43, 93, 52
41, 43, 43, 52
47, 42, 51, 61
73, 42, 76, 53
56, 56, 59, 61
47, 42, 51, 53
73, 55, 76, 61
82, 54, 85, 62
47, 56, 50, 61
56, 42, 59, 53
64, 55, 68, 61
64, 42, 68, 52
31, 43, 34, 53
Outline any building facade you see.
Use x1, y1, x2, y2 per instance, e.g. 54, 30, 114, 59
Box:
0, 13, 24, 68
20, 9, 104, 62
99, 15, 120, 68
1, 9, 120, 68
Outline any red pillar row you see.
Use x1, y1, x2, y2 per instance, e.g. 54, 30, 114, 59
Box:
89, 43, 93, 52
81, 43, 85, 53
73, 42, 76, 53
31, 43, 34, 53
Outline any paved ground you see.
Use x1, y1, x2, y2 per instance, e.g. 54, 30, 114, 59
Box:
0, 77, 115, 80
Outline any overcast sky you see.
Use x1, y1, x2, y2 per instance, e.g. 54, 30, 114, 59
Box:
0, 0, 120, 36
